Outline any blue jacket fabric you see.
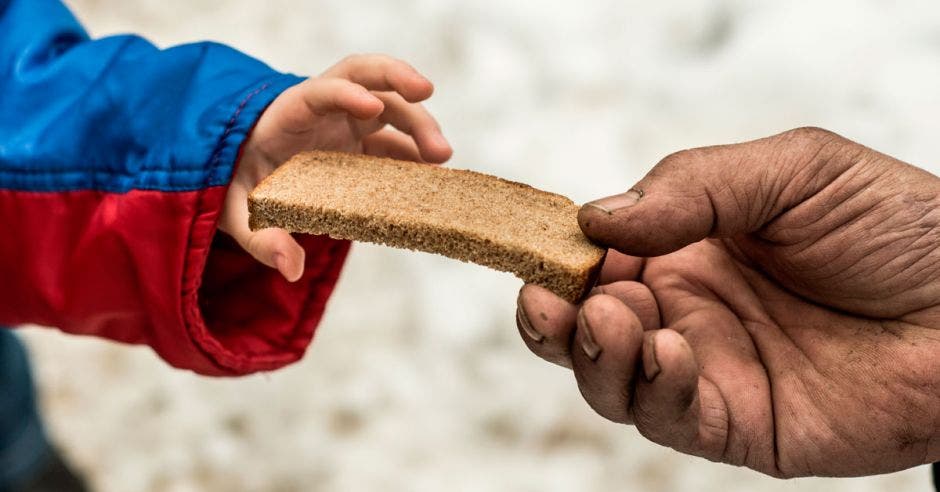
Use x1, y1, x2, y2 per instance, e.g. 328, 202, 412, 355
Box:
0, 0, 302, 193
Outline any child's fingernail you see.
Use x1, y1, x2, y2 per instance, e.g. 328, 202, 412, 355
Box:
583, 187, 644, 215
576, 309, 602, 361
418, 75, 433, 89
516, 296, 544, 343
643, 332, 661, 381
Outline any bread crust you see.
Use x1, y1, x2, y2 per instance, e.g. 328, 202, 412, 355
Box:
248, 151, 606, 302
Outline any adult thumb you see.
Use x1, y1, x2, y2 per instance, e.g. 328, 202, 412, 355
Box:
579, 127, 861, 257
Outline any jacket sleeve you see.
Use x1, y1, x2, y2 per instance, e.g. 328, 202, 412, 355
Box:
0, 0, 351, 376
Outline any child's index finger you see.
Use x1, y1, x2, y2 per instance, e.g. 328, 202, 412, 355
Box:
324, 54, 433, 102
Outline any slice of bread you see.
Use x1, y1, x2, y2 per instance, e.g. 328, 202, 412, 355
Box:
248, 151, 606, 302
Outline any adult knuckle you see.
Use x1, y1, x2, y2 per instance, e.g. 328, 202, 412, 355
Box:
646, 147, 722, 203
645, 149, 697, 186
657, 148, 698, 171
781, 127, 852, 163
761, 127, 865, 182
782, 126, 840, 143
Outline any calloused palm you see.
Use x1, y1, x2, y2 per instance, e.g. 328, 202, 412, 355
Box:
517, 128, 940, 477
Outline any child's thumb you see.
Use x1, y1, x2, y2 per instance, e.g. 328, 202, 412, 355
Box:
578, 127, 859, 257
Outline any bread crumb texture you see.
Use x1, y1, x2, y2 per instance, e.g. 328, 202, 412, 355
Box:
249, 151, 605, 301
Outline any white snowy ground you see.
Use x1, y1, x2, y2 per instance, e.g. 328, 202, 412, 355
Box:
18, 0, 940, 491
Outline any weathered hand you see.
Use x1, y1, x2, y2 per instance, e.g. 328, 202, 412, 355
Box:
219, 54, 452, 281
517, 128, 940, 477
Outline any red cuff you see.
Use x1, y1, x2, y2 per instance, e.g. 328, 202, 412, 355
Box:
182, 185, 351, 376
0, 186, 350, 377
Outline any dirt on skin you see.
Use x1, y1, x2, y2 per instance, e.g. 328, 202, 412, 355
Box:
17, 0, 940, 490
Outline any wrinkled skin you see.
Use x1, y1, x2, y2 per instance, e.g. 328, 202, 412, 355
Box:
517, 128, 940, 477
219, 54, 452, 281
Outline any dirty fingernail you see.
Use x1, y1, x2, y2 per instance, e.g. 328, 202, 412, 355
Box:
576, 309, 602, 361
516, 300, 544, 343
583, 187, 644, 215
644, 332, 661, 381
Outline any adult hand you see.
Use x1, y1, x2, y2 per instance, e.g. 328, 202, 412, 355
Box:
220, 54, 452, 281
517, 127, 940, 477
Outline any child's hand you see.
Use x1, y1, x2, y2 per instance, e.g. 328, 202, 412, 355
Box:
219, 54, 452, 281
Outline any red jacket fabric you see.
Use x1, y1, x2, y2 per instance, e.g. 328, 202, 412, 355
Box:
0, 0, 350, 376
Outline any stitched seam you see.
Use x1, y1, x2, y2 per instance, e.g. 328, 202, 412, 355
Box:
180, 80, 272, 372
178, 78, 346, 371
0, 170, 228, 194
0, 167, 229, 174
205, 83, 270, 176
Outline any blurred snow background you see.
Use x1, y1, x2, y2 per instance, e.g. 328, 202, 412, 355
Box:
18, 0, 940, 490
